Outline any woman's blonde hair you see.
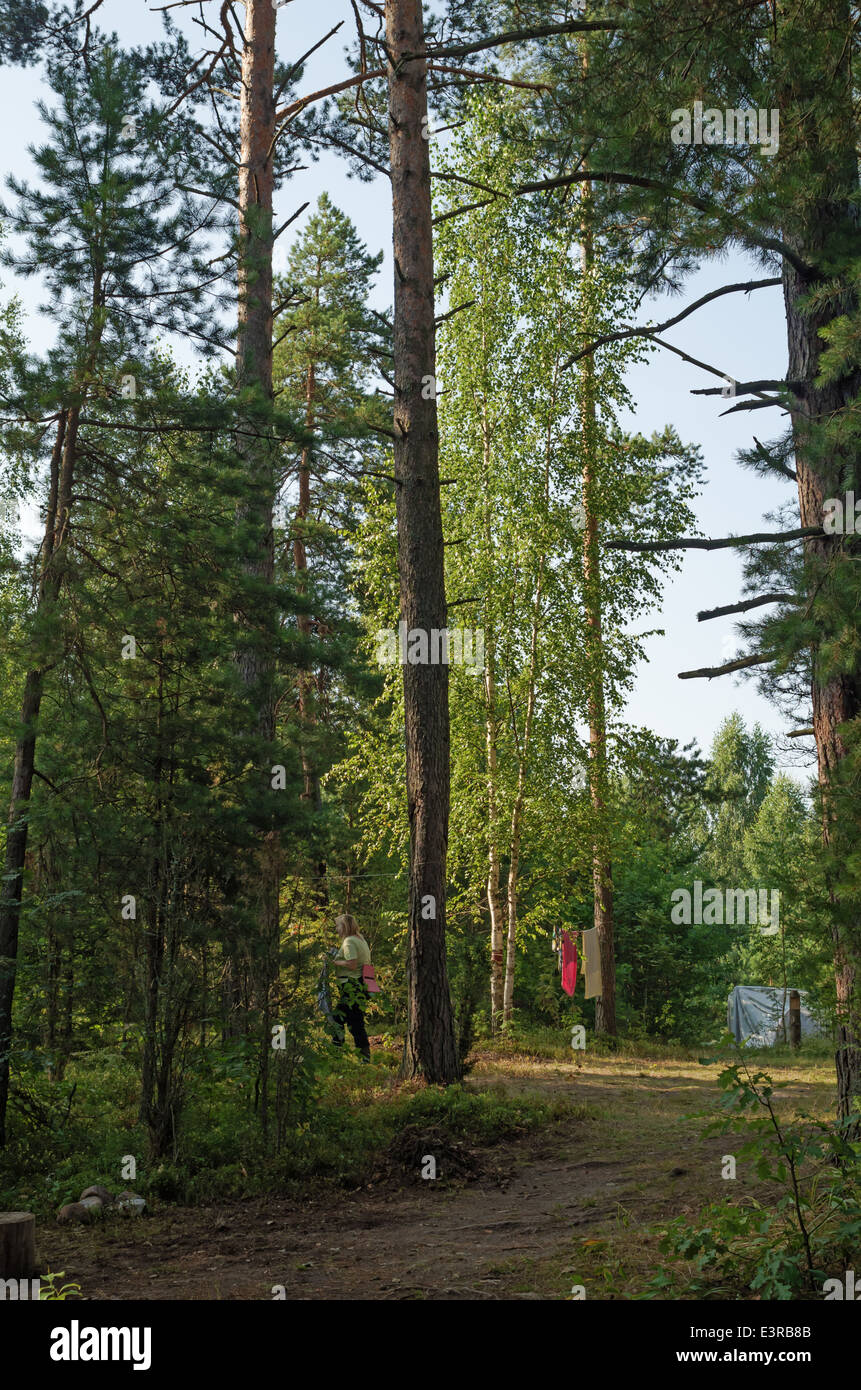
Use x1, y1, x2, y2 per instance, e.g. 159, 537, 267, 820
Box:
335, 913, 363, 940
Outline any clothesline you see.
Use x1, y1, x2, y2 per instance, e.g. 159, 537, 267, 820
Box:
285, 869, 406, 881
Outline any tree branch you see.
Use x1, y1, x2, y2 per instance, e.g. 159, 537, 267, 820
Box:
697, 593, 797, 621
433, 196, 497, 226
273, 202, 310, 242
719, 397, 790, 416
607, 527, 820, 553
752, 436, 796, 483
562, 278, 781, 369
678, 653, 775, 680
435, 299, 475, 326
514, 171, 813, 277
394, 18, 623, 64
428, 63, 550, 94
692, 380, 805, 397
276, 67, 387, 122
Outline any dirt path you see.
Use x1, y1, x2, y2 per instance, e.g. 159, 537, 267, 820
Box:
43, 1054, 834, 1300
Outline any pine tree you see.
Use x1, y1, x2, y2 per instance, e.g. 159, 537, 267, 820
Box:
273, 193, 385, 822
384, 0, 460, 1081
160, 0, 326, 1049
0, 38, 224, 1147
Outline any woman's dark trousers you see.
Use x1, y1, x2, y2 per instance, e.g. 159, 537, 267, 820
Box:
332, 980, 370, 1062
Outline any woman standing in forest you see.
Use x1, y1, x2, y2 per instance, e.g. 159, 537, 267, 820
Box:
331, 914, 372, 1063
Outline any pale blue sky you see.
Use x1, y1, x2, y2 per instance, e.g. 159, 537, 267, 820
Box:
0, 0, 811, 779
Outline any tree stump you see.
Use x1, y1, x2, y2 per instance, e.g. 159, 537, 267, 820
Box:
0, 1213, 36, 1279
789, 991, 801, 1049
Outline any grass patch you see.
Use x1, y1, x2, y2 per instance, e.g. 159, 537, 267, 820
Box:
1, 1045, 587, 1215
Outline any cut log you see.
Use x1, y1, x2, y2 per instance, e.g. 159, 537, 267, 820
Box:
0, 1212, 36, 1278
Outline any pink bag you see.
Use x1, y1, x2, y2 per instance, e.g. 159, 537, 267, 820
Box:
362, 964, 381, 994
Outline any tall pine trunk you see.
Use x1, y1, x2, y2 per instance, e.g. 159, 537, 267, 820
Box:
783, 255, 861, 1121
236, 0, 276, 725
779, 3, 861, 1123
387, 0, 459, 1082
232, 0, 282, 1064
0, 410, 74, 1146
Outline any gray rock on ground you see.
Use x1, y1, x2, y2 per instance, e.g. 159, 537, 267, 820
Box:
57, 1202, 95, 1224
79, 1185, 115, 1206
57, 1185, 146, 1223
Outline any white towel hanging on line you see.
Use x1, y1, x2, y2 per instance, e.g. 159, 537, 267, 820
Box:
582, 927, 602, 999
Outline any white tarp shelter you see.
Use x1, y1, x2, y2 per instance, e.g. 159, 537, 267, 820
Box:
727, 986, 824, 1047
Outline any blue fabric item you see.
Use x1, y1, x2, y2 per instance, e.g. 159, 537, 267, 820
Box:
316, 953, 336, 1027
727, 985, 824, 1046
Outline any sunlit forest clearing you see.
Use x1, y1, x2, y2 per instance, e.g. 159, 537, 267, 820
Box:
0, 0, 860, 1314
33, 1039, 836, 1301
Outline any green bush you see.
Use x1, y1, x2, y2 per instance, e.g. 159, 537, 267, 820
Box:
643, 1045, 861, 1300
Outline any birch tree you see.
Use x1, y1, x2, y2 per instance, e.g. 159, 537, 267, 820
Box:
435, 91, 702, 1032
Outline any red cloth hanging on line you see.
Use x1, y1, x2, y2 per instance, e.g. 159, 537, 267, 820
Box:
561, 929, 577, 996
